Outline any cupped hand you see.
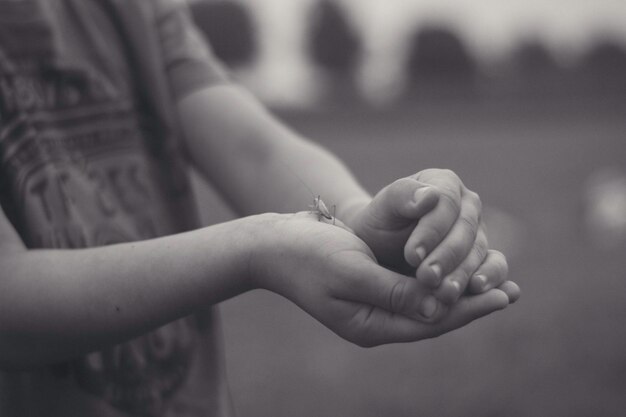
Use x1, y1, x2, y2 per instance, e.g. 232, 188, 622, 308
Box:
348, 169, 506, 304
249, 212, 516, 347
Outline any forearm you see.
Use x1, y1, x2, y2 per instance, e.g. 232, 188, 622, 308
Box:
254, 135, 372, 224
0, 217, 255, 369
178, 85, 371, 224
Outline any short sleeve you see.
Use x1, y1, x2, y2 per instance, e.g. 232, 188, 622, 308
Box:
153, 0, 230, 99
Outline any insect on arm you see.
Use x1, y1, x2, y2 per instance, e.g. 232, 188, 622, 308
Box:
310, 196, 336, 225
280, 161, 337, 225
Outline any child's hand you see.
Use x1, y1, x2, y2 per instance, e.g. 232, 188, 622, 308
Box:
248, 212, 516, 347
348, 169, 508, 305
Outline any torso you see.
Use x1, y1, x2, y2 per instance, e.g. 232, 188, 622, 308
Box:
0, 1, 233, 415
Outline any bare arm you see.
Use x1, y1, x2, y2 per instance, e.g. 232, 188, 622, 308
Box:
0, 83, 518, 371
177, 84, 372, 223
0, 202, 515, 371
0, 206, 255, 370
177, 85, 519, 306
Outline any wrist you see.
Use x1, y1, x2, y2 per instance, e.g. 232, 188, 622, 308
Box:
338, 197, 371, 231
243, 212, 287, 292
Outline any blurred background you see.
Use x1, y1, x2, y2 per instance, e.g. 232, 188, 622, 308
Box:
187, 0, 626, 415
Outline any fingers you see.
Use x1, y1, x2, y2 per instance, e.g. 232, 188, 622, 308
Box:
431, 289, 510, 335
338, 288, 510, 347
497, 281, 521, 304
393, 178, 440, 222
410, 189, 482, 287
343, 259, 446, 323
432, 228, 489, 304
329, 248, 518, 347
336, 303, 436, 347
403, 191, 461, 268
466, 249, 509, 295
370, 177, 440, 228
403, 169, 465, 268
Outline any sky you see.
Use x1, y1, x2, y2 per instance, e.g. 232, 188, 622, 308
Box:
237, 0, 626, 58
232, 0, 626, 105
342, 0, 626, 60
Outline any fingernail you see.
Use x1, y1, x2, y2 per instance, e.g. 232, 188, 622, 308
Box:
430, 263, 442, 283
449, 280, 461, 297
416, 246, 426, 263
419, 295, 439, 319
474, 275, 487, 290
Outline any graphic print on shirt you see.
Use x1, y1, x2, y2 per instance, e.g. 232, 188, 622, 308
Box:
0, 2, 198, 415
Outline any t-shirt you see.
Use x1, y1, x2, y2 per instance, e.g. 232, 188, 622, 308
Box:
0, 0, 234, 415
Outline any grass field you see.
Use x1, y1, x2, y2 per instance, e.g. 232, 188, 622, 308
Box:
193, 96, 626, 417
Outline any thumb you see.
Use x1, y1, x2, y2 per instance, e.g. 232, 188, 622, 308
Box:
347, 259, 446, 323
371, 178, 439, 227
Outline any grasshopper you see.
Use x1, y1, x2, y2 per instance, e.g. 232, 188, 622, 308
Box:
282, 162, 336, 225
310, 195, 336, 225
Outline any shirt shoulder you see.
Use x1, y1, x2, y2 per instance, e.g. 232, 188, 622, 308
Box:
107, 0, 230, 99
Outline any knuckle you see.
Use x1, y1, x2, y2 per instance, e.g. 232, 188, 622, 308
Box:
442, 168, 459, 180
471, 232, 489, 262
416, 168, 437, 179
473, 239, 488, 264
387, 177, 413, 197
442, 169, 463, 188
439, 192, 462, 216
383, 179, 400, 197
476, 227, 488, 246
413, 220, 447, 250
420, 226, 447, 252
467, 190, 482, 212
394, 177, 414, 189
439, 243, 466, 268
477, 226, 489, 247
388, 279, 408, 314
459, 213, 479, 235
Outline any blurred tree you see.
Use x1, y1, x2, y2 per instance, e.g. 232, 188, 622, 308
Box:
513, 40, 558, 77
190, 1, 257, 68
406, 26, 476, 89
508, 40, 568, 97
308, 0, 361, 76
578, 39, 626, 93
